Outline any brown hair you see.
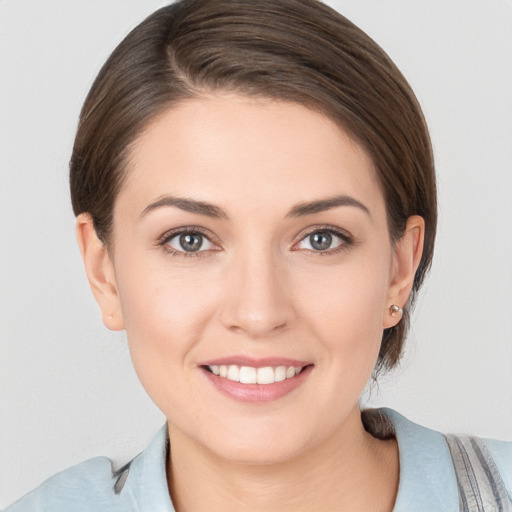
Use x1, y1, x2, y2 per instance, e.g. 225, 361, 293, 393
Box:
70, 0, 437, 373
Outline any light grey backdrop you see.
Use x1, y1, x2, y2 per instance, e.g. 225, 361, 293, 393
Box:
1, 0, 511, 507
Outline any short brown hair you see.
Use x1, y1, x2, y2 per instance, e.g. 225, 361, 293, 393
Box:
70, 0, 437, 372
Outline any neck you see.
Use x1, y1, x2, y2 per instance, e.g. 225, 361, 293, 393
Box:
166, 406, 399, 512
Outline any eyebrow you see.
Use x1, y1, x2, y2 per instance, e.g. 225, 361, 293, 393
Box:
140, 196, 229, 219
286, 195, 370, 218
140, 194, 370, 220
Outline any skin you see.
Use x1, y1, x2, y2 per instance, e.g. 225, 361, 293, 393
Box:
77, 94, 424, 512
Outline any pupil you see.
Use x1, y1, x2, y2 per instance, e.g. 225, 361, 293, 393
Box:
311, 232, 332, 251
180, 233, 202, 252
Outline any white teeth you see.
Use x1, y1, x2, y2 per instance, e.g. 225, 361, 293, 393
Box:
226, 365, 240, 382
274, 366, 287, 382
208, 364, 305, 384
257, 366, 275, 385
239, 366, 257, 384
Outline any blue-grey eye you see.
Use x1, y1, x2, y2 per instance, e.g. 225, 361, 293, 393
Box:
298, 230, 343, 251
168, 232, 213, 252
310, 232, 332, 251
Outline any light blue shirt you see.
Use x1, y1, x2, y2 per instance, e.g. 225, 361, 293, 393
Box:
5, 409, 512, 511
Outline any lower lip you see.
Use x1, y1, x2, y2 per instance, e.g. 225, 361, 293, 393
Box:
201, 365, 313, 403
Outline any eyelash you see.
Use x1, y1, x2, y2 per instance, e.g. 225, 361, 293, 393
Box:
158, 226, 219, 258
157, 225, 354, 258
292, 226, 354, 256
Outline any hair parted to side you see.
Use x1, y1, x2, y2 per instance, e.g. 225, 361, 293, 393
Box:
70, 0, 437, 373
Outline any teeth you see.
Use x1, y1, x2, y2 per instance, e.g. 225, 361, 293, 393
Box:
210, 364, 304, 384
275, 366, 287, 382
257, 367, 275, 385
239, 366, 257, 384
226, 365, 240, 381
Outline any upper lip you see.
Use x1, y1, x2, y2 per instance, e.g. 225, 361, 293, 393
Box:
199, 356, 312, 368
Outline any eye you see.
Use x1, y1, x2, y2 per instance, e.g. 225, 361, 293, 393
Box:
295, 228, 350, 253
164, 231, 215, 253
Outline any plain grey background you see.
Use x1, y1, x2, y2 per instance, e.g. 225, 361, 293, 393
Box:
1, 0, 511, 507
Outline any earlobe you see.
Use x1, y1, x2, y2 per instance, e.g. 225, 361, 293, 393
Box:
383, 215, 425, 329
76, 214, 124, 331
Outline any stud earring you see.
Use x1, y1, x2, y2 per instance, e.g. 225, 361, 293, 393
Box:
389, 305, 403, 318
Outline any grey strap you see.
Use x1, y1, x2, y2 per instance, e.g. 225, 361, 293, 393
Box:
113, 460, 132, 494
445, 434, 511, 512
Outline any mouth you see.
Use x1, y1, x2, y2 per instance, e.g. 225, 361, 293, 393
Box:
203, 364, 306, 384
199, 358, 313, 402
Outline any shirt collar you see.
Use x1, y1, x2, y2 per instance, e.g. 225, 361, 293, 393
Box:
122, 409, 459, 512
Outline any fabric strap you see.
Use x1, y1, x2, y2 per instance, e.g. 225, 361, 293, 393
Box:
445, 434, 511, 512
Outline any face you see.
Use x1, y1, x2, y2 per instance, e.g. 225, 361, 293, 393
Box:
92, 95, 413, 464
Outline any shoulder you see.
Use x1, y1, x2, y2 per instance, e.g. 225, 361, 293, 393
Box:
4, 456, 122, 512
364, 408, 512, 511
4, 425, 174, 512
374, 408, 461, 511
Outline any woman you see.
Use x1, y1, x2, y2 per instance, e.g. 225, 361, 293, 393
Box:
4, 0, 511, 511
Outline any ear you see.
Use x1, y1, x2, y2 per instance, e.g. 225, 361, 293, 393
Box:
76, 214, 124, 331
383, 215, 425, 329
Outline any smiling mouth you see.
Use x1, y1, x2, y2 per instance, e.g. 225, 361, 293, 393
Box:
203, 364, 306, 384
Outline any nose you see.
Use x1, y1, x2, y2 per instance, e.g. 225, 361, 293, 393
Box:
219, 250, 296, 338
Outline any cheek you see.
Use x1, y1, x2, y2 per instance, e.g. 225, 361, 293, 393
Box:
117, 264, 220, 351
295, 251, 391, 361
113, 257, 221, 403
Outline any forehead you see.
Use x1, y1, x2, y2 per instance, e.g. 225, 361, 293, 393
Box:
119, 94, 384, 219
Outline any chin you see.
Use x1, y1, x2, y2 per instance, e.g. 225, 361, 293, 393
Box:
183, 413, 320, 466
208, 434, 308, 466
